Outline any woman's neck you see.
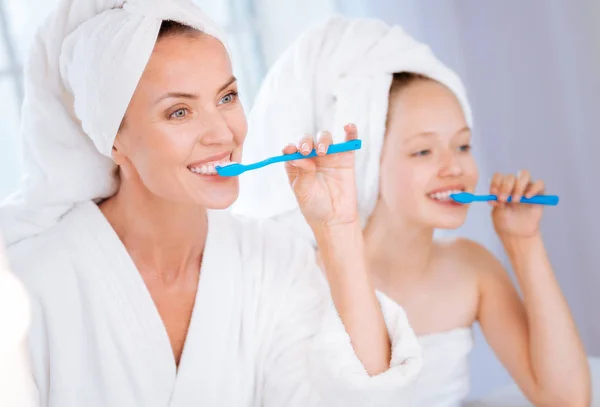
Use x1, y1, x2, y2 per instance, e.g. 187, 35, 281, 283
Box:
364, 205, 435, 287
100, 177, 207, 284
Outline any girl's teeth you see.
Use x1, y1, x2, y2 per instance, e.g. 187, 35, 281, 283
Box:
430, 190, 462, 201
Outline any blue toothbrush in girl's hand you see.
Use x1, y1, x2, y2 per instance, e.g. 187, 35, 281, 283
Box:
216, 139, 362, 177
450, 192, 559, 206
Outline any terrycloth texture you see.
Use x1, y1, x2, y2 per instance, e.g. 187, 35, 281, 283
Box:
0, 237, 39, 407
9, 203, 422, 407
415, 328, 473, 407
0, 237, 30, 352
232, 16, 473, 238
0, 0, 227, 246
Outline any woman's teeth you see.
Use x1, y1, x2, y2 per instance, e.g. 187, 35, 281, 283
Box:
189, 159, 234, 175
428, 189, 463, 201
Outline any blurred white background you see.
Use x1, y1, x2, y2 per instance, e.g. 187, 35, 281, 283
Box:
1, 0, 599, 400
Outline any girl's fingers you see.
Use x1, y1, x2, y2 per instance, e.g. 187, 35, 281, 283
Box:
490, 173, 503, 196
524, 179, 545, 198
498, 174, 516, 202
512, 170, 531, 202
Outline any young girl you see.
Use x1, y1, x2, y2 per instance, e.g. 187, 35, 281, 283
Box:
234, 16, 591, 407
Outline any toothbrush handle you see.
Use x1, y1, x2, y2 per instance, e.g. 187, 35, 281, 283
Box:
325, 139, 362, 154
268, 140, 362, 164
506, 195, 559, 205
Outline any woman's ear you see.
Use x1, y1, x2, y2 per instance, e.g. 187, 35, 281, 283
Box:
111, 129, 138, 178
111, 115, 127, 164
111, 132, 126, 167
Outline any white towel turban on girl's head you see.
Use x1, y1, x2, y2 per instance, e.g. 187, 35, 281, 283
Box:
0, 0, 227, 246
232, 16, 473, 243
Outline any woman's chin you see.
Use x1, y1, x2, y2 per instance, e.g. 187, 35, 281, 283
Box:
196, 189, 239, 210
187, 175, 239, 209
204, 200, 236, 210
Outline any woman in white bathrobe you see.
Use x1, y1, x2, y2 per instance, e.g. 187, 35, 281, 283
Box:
0, 2, 422, 407
234, 16, 591, 407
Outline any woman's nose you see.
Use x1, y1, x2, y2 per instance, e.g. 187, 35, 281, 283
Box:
198, 110, 235, 145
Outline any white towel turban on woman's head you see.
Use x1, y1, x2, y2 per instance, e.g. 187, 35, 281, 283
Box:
232, 16, 473, 243
0, 0, 228, 246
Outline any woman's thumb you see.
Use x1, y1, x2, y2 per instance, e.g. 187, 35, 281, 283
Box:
286, 159, 316, 200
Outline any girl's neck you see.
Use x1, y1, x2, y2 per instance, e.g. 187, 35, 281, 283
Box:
364, 204, 435, 287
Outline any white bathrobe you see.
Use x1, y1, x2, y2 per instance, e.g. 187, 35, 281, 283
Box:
0, 239, 39, 407
8, 201, 421, 407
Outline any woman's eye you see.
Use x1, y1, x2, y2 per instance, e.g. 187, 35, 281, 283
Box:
412, 150, 431, 157
170, 108, 188, 119
458, 144, 471, 152
219, 91, 238, 105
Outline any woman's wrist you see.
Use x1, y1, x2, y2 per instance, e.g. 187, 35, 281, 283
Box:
312, 219, 362, 242
312, 221, 364, 257
312, 221, 367, 276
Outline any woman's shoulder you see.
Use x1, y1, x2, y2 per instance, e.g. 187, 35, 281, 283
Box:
230, 211, 315, 254
5, 203, 89, 288
6, 228, 71, 300
227, 211, 325, 297
228, 212, 319, 277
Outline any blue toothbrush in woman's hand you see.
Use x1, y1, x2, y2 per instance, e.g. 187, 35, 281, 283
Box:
216, 139, 362, 177
450, 192, 559, 206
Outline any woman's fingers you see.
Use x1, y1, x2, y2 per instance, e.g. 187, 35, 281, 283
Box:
316, 131, 333, 156
282, 143, 297, 155
284, 124, 356, 179
344, 123, 358, 141
282, 134, 313, 180
298, 135, 314, 156
282, 134, 314, 178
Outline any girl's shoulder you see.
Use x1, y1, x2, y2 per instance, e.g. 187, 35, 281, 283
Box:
433, 236, 505, 278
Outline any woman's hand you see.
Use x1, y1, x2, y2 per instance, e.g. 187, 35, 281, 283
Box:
284, 124, 360, 230
284, 124, 396, 377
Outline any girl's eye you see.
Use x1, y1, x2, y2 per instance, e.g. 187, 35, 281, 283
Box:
458, 144, 471, 153
412, 150, 431, 157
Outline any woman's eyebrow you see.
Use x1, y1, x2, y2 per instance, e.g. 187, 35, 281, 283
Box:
217, 76, 237, 93
154, 92, 199, 104
153, 76, 237, 105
